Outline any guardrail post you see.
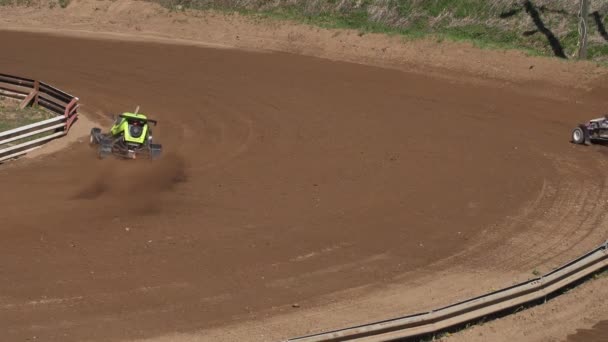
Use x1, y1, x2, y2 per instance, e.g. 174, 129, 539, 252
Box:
64, 97, 79, 131
19, 80, 39, 110
540, 275, 547, 303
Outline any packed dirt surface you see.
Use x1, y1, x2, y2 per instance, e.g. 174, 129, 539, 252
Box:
1, 2, 608, 342
568, 320, 608, 342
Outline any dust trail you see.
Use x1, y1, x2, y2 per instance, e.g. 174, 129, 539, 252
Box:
73, 153, 188, 201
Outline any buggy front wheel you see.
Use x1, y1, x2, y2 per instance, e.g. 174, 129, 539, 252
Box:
89, 128, 102, 145
571, 127, 586, 145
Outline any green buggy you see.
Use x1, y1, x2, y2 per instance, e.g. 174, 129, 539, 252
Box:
90, 108, 162, 160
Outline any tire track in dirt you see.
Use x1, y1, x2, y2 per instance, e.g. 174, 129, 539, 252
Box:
0, 30, 607, 342
439, 148, 608, 277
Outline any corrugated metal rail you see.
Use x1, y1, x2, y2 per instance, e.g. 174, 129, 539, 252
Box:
287, 240, 608, 342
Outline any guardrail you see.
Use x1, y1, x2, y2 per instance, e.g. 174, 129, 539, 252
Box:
0, 73, 79, 162
287, 240, 608, 342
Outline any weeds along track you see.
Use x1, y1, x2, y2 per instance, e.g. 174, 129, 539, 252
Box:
0, 30, 606, 342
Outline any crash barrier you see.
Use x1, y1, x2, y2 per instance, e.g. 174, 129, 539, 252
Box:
0, 73, 79, 162
286, 240, 608, 342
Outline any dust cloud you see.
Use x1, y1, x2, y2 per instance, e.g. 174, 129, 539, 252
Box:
73, 153, 187, 201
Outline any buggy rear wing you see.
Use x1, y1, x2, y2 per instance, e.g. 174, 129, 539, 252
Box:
118, 114, 158, 126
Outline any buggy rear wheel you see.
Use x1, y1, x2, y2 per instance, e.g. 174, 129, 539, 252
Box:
572, 127, 586, 145
98, 147, 111, 159
149, 143, 162, 160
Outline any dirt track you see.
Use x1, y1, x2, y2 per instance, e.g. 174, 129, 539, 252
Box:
1, 28, 608, 342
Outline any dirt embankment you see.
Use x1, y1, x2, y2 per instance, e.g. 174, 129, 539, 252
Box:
1, 0, 607, 97
0, 2, 608, 342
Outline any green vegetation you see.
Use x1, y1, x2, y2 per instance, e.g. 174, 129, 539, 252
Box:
0, 0, 33, 6
153, 0, 608, 62
1, 0, 605, 61
0, 97, 55, 132
0, 0, 68, 8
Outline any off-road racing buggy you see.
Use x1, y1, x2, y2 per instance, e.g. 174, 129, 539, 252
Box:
571, 115, 608, 145
89, 108, 162, 159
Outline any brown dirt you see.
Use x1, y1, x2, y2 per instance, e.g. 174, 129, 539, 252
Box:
0, 2, 608, 342
568, 320, 608, 342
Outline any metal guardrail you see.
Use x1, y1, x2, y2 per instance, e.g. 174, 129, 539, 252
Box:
287, 240, 608, 342
0, 73, 79, 162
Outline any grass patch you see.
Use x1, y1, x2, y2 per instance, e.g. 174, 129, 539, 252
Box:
588, 44, 608, 59
0, 0, 34, 6
0, 98, 60, 149
416, 0, 493, 19
261, 6, 539, 54
0, 98, 56, 132
0, 0, 68, 7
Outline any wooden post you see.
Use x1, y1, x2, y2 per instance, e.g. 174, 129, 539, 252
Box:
64, 97, 79, 131
33, 80, 39, 106
578, 0, 590, 60
19, 80, 39, 110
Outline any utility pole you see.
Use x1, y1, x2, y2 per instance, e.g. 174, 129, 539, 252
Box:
578, 0, 590, 59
